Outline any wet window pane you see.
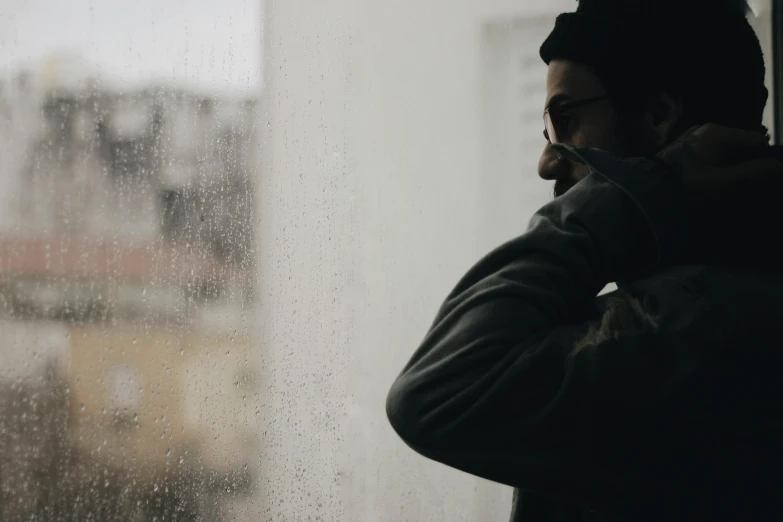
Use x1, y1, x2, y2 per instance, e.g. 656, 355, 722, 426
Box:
1, 1, 261, 519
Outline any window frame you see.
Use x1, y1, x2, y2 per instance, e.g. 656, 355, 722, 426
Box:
775, 0, 783, 143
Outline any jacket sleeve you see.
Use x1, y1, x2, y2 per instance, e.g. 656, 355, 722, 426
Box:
386, 146, 694, 515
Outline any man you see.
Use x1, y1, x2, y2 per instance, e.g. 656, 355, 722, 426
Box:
386, 1, 783, 521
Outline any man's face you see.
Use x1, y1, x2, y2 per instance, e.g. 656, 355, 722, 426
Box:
538, 60, 652, 197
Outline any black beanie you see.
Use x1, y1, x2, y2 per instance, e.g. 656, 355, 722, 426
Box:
540, 0, 769, 131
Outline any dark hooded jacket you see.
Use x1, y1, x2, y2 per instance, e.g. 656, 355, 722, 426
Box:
386, 146, 783, 521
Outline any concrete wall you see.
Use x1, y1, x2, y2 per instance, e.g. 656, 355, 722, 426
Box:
257, 1, 776, 521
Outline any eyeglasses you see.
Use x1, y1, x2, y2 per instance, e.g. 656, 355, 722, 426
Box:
543, 94, 610, 146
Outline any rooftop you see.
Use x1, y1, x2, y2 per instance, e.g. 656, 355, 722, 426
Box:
0, 235, 250, 287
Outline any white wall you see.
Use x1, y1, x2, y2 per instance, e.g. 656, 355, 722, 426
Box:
258, 1, 570, 520
257, 1, 776, 521
749, 2, 777, 138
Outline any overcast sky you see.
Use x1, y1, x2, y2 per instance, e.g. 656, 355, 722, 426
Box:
0, 0, 262, 96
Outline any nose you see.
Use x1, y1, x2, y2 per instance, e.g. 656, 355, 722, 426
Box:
538, 143, 568, 181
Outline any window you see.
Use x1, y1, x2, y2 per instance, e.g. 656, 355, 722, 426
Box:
0, 1, 261, 520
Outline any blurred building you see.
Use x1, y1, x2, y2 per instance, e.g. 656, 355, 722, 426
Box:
0, 65, 261, 521
0, 63, 257, 268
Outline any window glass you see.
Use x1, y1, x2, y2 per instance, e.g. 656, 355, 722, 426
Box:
0, 1, 261, 520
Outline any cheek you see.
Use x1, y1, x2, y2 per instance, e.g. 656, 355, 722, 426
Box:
571, 122, 620, 151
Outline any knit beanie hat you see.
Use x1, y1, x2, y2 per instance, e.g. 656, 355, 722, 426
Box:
540, 0, 768, 131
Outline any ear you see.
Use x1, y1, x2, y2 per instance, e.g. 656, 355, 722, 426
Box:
644, 90, 684, 147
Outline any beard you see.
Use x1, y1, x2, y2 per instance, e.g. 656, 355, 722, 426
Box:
552, 122, 658, 199
554, 177, 577, 198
